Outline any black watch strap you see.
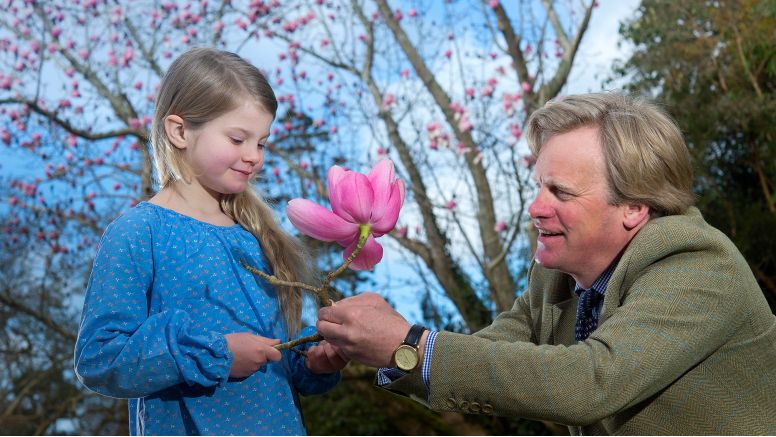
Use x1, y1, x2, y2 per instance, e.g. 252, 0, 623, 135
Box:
403, 324, 427, 348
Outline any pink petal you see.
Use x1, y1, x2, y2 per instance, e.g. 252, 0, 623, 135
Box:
344, 235, 383, 270
327, 166, 354, 222
287, 199, 359, 242
338, 172, 374, 224
367, 159, 395, 223
372, 180, 405, 236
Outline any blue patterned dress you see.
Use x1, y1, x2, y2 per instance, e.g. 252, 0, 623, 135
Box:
74, 202, 339, 435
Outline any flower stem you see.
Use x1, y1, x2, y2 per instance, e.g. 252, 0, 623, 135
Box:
240, 224, 372, 351
275, 333, 323, 351
320, 224, 371, 300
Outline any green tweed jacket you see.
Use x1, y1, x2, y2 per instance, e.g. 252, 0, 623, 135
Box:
384, 207, 776, 434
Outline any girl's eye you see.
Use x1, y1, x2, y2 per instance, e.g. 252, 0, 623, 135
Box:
230, 138, 244, 145
257, 143, 266, 150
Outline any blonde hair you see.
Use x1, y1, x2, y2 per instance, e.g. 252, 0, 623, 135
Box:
526, 92, 694, 217
151, 47, 311, 336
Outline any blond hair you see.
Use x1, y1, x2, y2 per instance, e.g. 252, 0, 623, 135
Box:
151, 47, 311, 336
526, 92, 694, 217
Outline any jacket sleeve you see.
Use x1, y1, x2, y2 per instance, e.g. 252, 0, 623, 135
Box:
285, 326, 340, 396
472, 282, 535, 343
74, 217, 232, 399
423, 254, 743, 426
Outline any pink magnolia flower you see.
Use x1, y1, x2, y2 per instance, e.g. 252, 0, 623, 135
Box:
287, 160, 406, 270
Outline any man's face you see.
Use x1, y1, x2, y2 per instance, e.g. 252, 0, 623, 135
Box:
528, 125, 631, 287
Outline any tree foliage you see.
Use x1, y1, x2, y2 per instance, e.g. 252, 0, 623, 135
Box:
1, 0, 599, 434
615, 0, 776, 310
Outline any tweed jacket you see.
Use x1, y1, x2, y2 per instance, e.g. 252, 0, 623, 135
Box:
384, 207, 776, 434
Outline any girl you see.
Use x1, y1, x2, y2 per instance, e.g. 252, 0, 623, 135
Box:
74, 47, 347, 436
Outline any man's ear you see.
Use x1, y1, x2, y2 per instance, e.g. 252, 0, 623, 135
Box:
623, 203, 650, 231
164, 115, 188, 150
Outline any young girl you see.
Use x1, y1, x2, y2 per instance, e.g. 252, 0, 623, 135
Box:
74, 47, 347, 436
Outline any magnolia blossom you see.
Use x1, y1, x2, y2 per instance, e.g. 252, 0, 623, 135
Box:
287, 160, 405, 270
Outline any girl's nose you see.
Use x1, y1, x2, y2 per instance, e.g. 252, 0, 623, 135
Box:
242, 146, 262, 165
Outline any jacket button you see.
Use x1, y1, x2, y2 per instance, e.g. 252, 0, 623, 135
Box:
482, 403, 493, 414
458, 400, 469, 411
446, 397, 457, 409
469, 402, 481, 413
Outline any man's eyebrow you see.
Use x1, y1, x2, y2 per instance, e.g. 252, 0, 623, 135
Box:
540, 178, 575, 193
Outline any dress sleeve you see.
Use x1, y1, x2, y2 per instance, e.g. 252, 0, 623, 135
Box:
285, 326, 340, 396
74, 215, 233, 399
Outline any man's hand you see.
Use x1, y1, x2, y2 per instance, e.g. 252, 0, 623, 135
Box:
305, 340, 349, 374
225, 332, 282, 378
317, 292, 410, 368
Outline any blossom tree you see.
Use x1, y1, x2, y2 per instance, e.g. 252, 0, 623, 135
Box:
253, 0, 596, 330
1, 0, 596, 434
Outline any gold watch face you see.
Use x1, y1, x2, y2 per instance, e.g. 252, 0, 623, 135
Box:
394, 344, 419, 371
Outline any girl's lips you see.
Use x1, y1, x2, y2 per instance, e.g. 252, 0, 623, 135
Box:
232, 168, 251, 179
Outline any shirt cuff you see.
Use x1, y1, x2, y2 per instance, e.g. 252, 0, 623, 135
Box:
375, 330, 438, 395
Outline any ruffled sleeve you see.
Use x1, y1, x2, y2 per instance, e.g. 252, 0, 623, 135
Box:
74, 211, 233, 399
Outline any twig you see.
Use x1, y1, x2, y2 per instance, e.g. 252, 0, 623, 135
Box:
241, 225, 372, 351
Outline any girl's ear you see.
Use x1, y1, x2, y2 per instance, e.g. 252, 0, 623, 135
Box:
164, 115, 188, 150
623, 203, 650, 231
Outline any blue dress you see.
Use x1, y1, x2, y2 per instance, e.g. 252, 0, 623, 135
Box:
74, 202, 339, 435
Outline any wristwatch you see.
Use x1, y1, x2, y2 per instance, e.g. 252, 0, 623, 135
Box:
392, 324, 427, 371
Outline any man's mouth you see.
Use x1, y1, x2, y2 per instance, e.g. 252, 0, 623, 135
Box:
538, 230, 563, 237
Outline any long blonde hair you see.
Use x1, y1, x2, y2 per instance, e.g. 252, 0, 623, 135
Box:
526, 92, 694, 217
150, 47, 311, 336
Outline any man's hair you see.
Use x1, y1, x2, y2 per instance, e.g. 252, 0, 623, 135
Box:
525, 92, 694, 217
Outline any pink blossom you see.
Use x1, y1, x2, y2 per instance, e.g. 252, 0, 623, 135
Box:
383, 93, 395, 107
458, 114, 472, 132
445, 199, 457, 210
494, 220, 507, 232
408, 8, 417, 17
286, 160, 405, 270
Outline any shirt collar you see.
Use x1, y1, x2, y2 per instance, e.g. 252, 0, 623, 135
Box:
574, 262, 617, 297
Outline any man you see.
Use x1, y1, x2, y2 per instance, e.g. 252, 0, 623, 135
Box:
317, 93, 776, 434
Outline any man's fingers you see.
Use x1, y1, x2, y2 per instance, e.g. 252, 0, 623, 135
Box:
317, 305, 343, 324
316, 319, 348, 344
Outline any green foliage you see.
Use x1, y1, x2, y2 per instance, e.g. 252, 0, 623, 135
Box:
615, 0, 776, 310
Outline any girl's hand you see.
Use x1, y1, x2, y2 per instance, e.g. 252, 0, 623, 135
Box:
225, 332, 282, 378
305, 340, 350, 374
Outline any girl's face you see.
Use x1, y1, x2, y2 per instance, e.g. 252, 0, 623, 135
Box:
184, 99, 273, 196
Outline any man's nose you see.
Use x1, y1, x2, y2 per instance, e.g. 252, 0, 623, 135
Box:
528, 190, 550, 219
